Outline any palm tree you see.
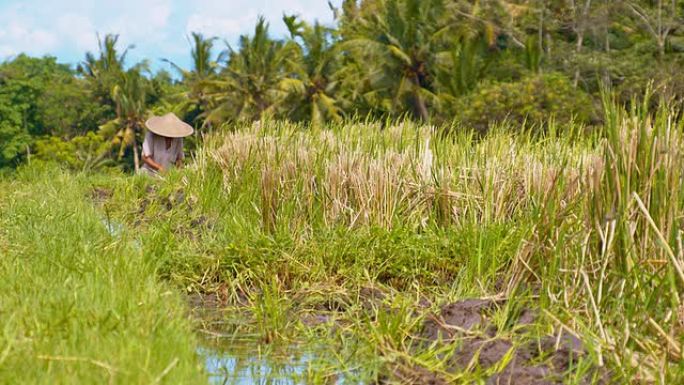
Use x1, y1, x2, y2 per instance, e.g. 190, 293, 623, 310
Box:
435, 34, 494, 103
79, 34, 128, 77
99, 65, 149, 171
341, 0, 450, 121
163, 32, 218, 126
78, 34, 130, 115
281, 15, 343, 127
187, 32, 219, 80
206, 17, 292, 123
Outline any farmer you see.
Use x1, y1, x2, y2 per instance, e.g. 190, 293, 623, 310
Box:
140, 112, 194, 175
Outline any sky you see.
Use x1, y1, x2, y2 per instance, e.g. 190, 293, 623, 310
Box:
0, 0, 341, 72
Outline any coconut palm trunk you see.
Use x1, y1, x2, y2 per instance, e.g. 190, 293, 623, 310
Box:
411, 74, 429, 121
132, 126, 140, 172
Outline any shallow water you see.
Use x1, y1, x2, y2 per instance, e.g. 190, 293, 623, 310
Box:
96, 196, 366, 384
100, 217, 143, 250
192, 303, 367, 385
98, 219, 333, 384
199, 341, 320, 385
101, 217, 124, 238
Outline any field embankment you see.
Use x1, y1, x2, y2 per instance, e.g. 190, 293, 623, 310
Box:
0, 171, 205, 384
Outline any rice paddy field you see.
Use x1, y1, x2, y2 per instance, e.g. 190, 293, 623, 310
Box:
1, 99, 684, 384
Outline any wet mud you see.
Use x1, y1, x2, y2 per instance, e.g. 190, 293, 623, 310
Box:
383, 364, 448, 385
90, 186, 113, 203
189, 289, 608, 384
404, 299, 607, 385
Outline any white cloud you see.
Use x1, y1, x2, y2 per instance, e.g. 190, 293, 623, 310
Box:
104, 0, 172, 40
0, 45, 16, 57
56, 13, 98, 52
186, 11, 259, 38
184, 0, 337, 40
0, 19, 59, 56
0, 0, 339, 65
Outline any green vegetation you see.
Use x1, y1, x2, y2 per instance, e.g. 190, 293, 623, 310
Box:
3, 1, 684, 383
0, 170, 205, 384
3, 97, 682, 383
2, 0, 684, 170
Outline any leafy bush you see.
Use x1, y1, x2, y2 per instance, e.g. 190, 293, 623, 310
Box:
33, 132, 114, 172
0, 121, 30, 167
455, 73, 595, 132
0, 68, 32, 167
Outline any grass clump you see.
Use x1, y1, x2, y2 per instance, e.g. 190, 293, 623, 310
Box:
0, 168, 205, 384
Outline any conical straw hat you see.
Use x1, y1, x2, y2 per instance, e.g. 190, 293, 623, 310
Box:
145, 113, 194, 138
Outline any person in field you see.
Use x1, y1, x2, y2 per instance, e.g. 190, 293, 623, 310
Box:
140, 113, 193, 175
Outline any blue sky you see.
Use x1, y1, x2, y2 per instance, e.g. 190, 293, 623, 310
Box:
0, 0, 340, 71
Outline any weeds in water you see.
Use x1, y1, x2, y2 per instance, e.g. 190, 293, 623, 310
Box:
251, 279, 293, 343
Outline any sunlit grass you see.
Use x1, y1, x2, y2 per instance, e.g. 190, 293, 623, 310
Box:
3, 97, 684, 384
0, 170, 205, 384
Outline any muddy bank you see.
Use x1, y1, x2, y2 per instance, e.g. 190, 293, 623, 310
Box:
90, 186, 113, 203
188, 289, 609, 384
392, 298, 609, 385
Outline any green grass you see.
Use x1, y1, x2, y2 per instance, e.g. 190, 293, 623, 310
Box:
2, 98, 684, 384
0, 169, 205, 384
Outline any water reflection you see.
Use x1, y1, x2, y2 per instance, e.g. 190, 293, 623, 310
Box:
190, 296, 367, 384
101, 217, 124, 238
200, 342, 316, 385
196, 329, 366, 384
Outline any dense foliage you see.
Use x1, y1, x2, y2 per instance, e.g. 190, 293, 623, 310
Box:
1, 0, 683, 169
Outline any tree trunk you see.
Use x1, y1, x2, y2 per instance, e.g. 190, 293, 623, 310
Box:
536, 1, 547, 73
657, 39, 665, 58
657, 0, 663, 57
573, 33, 584, 87
132, 128, 140, 173
603, 0, 610, 53
627, 0, 671, 60
605, 20, 610, 53
572, 0, 593, 87
538, 5, 544, 54
411, 75, 429, 121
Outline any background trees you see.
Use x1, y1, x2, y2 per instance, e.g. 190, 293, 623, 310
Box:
164, 32, 219, 127
0, 55, 103, 166
204, 18, 292, 124
281, 16, 343, 127
341, 0, 449, 120
78, 34, 129, 123
1, 0, 683, 170
100, 66, 151, 172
